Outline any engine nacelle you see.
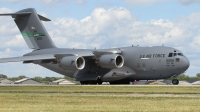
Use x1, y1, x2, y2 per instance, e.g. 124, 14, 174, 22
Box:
98, 54, 124, 69
59, 56, 85, 70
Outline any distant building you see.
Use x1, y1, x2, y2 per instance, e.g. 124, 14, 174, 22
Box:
190, 80, 200, 85
53, 79, 75, 85
160, 80, 172, 85
178, 81, 191, 85
14, 78, 41, 84
0, 78, 13, 84
52, 79, 75, 85
187, 79, 199, 85
147, 80, 166, 85
133, 80, 148, 85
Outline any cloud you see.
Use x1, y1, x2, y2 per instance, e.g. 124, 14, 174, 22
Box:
0, 8, 13, 13
45, 7, 134, 48
5, 35, 26, 48
126, 0, 200, 6
126, 0, 166, 5
0, 0, 86, 5
175, 0, 200, 6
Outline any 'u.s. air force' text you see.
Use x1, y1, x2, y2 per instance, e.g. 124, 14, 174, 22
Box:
140, 54, 165, 58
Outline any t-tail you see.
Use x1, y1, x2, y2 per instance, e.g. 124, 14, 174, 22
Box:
0, 8, 56, 50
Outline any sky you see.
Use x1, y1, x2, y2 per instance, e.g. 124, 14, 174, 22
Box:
0, 0, 199, 78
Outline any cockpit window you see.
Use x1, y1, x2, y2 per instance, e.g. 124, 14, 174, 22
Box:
178, 53, 183, 56
168, 53, 173, 57
168, 53, 183, 57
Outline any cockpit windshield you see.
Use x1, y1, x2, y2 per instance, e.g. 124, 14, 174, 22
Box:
168, 53, 183, 57
178, 53, 183, 56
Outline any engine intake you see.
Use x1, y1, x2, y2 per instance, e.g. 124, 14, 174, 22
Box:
59, 56, 85, 70
98, 54, 124, 69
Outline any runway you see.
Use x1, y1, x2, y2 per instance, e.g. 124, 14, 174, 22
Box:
0, 84, 200, 86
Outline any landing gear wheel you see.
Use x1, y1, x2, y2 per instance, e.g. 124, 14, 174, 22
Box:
172, 79, 179, 85
97, 76, 102, 85
80, 81, 89, 85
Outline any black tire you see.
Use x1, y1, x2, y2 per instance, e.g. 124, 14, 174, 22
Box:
109, 80, 130, 85
97, 81, 102, 85
97, 77, 102, 85
80, 81, 89, 85
89, 81, 97, 85
172, 79, 179, 85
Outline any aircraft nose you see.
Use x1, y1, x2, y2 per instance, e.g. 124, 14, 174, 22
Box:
181, 57, 190, 71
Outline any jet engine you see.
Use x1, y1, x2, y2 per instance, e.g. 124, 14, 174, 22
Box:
98, 54, 124, 69
58, 56, 85, 70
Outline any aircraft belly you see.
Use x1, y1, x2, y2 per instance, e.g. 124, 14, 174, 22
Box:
39, 63, 76, 77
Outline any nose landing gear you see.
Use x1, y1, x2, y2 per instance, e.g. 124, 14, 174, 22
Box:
172, 79, 179, 85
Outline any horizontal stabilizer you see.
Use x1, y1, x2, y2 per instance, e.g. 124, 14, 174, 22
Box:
0, 12, 31, 16
38, 14, 51, 21
0, 12, 50, 21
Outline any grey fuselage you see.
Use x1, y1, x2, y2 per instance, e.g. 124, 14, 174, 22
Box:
26, 46, 190, 82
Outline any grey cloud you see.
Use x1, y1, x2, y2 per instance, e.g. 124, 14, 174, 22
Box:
126, 0, 166, 5
175, 0, 200, 6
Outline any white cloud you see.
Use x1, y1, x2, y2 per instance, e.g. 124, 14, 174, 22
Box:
0, 0, 86, 5
126, 0, 166, 5
175, 0, 200, 6
43, 8, 200, 50
189, 36, 200, 51
126, 0, 200, 6
5, 34, 26, 47
0, 8, 13, 13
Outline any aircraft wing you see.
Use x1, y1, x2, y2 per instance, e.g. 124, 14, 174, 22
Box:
0, 48, 121, 63
0, 53, 94, 63
0, 54, 55, 63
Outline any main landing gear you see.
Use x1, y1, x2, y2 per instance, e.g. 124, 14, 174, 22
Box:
172, 79, 179, 85
80, 76, 102, 85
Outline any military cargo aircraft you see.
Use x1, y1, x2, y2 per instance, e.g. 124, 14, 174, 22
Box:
0, 8, 190, 85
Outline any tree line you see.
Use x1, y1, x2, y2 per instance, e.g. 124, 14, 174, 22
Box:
0, 74, 75, 84
167, 73, 200, 80
1, 73, 200, 83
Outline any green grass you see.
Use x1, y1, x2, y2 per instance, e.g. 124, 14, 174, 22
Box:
0, 86, 200, 112
0, 86, 200, 94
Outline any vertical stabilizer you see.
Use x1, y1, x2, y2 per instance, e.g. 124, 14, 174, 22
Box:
0, 8, 56, 49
